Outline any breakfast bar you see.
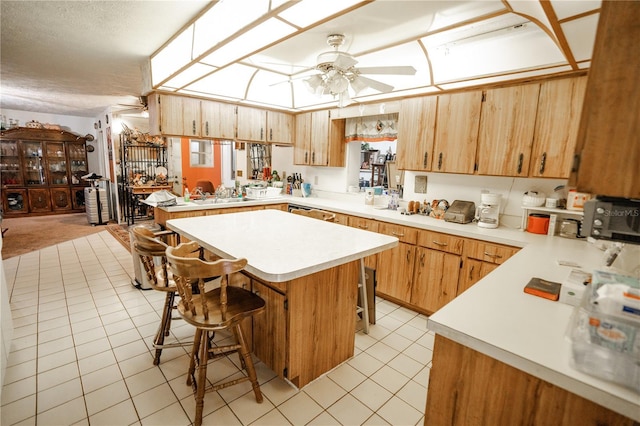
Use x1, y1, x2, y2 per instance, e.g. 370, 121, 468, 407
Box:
166, 209, 398, 388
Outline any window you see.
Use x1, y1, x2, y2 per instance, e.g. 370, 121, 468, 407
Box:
190, 139, 213, 167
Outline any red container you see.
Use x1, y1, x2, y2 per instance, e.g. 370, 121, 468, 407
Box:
527, 213, 550, 234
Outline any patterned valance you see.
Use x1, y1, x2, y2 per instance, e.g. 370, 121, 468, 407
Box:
344, 113, 398, 143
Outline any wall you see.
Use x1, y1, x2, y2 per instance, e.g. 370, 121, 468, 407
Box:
180, 137, 222, 193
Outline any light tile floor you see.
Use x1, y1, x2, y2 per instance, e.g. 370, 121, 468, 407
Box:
1, 231, 433, 425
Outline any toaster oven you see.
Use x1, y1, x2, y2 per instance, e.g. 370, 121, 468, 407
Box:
582, 197, 640, 244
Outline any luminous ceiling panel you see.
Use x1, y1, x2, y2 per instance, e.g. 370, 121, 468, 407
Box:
428, 1, 506, 32
184, 64, 256, 100
438, 64, 573, 90
163, 63, 217, 90
151, 25, 194, 86
429, 26, 564, 83
245, 70, 293, 108
562, 14, 599, 62
277, 0, 364, 28
550, 0, 601, 20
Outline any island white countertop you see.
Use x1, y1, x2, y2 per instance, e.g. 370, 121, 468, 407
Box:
166, 209, 398, 282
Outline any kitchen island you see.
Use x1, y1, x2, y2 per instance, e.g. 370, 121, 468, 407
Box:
165, 209, 398, 388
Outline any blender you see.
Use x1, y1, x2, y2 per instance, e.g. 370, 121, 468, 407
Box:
477, 193, 501, 229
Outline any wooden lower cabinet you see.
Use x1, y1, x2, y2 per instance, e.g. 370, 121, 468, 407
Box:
425, 335, 634, 425
377, 223, 418, 303
412, 247, 461, 313
459, 239, 519, 294
347, 216, 379, 269
28, 188, 51, 213
50, 187, 72, 211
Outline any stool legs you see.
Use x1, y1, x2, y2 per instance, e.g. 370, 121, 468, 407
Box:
234, 323, 263, 403
152, 291, 176, 365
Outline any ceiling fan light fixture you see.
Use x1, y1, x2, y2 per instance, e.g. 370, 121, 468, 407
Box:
337, 90, 353, 108
303, 74, 323, 94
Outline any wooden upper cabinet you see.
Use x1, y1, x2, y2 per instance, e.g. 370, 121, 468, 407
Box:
200, 101, 236, 139
433, 91, 483, 174
396, 96, 438, 171
148, 93, 201, 137
294, 112, 312, 165
310, 110, 329, 166
570, 1, 640, 198
236, 106, 267, 142
266, 111, 293, 145
476, 84, 540, 177
531, 76, 587, 178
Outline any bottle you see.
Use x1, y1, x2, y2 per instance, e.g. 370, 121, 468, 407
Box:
184, 187, 190, 202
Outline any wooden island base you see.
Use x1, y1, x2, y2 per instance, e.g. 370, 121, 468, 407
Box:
425, 335, 635, 425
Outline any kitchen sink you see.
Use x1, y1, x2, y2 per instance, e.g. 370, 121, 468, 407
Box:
191, 197, 247, 205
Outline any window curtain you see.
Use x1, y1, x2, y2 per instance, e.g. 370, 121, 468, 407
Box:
344, 113, 398, 143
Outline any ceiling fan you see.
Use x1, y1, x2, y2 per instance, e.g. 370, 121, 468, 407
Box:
303, 34, 416, 107
113, 96, 149, 117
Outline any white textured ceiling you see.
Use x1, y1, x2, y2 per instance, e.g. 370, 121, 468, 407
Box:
1, 1, 601, 117
0, 0, 208, 117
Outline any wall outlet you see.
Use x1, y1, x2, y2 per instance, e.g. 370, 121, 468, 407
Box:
415, 175, 428, 193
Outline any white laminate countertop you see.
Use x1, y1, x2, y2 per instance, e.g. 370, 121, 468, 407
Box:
166, 209, 398, 283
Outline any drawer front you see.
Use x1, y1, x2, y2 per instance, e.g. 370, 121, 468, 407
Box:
466, 239, 518, 264
378, 222, 418, 244
332, 212, 349, 226
348, 216, 379, 232
418, 230, 464, 255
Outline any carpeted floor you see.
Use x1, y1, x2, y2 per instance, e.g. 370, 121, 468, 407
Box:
1, 213, 110, 259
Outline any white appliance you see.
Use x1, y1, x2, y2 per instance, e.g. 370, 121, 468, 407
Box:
477, 193, 501, 229
85, 187, 109, 225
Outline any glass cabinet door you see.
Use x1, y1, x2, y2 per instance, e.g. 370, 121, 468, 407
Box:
46, 142, 68, 185
0, 140, 23, 185
21, 141, 46, 185
68, 142, 88, 185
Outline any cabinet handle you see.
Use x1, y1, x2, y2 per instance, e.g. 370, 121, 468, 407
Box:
469, 265, 474, 280
205, 122, 209, 136
312, 152, 315, 163
438, 152, 443, 170
419, 252, 425, 267
260, 128, 264, 140
358, 224, 369, 230
192, 120, 196, 135
305, 152, 308, 163
432, 240, 447, 247
571, 154, 581, 173
391, 231, 405, 237
406, 249, 412, 263
423, 152, 428, 168
269, 128, 273, 141
539, 152, 546, 174
517, 153, 523, 174
484, 252, 502, 259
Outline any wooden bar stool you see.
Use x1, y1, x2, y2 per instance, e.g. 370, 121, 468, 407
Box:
131, 226, 194, 365
166, 241, 265, 426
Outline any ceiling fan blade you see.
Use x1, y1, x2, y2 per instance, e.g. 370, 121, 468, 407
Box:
356, 66, 417, 75
333, 53, 358, 70
354, 76, 394, 93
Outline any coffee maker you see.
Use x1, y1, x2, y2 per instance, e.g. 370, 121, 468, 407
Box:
477, 193, 501, 229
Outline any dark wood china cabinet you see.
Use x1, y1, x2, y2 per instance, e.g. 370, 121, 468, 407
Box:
1, 127, 90, 216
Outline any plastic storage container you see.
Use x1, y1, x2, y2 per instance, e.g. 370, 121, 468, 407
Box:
567, 270, 640, 393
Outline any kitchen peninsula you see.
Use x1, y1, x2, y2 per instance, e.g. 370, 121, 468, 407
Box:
165, 209, 398, 388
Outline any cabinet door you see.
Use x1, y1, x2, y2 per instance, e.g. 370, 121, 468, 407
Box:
376, 242, 414, 302
2, 188, 28, 215
237, 106, 266, 142
459, 258, 484, 295
531, 76, 587, 178
28, 188, 51, 212
50, 187, 72, 211
412, 248, 461, 313
267, 111, 293, 144
294, 112, 311, 165
569, 2, 639, 198
200, 101, 236, 139
396, 96, 437, 170
68, 142, 88, 185
71, 187, 86, 210
433, 91, 482, 174
182, 97, 201, 137
21, 141, 45, 185
1, 140, 23, 185
45, 142, 68, 185
251, 280, 287, 378
310, 110, 329, 165
157, 95, 186, 136
477, 84, 540, 176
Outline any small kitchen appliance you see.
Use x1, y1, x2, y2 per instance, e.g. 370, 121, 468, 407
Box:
527, 213, 551, 234
444, 200, 476, 224
477, 193, 501, 229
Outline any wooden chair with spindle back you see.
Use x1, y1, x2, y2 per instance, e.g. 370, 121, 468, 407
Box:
290, 208, 336, 222
131, 226, 196, 365
165, 241, 265, 426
